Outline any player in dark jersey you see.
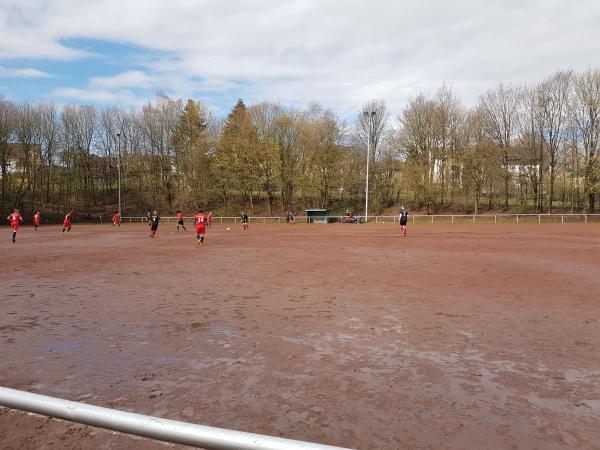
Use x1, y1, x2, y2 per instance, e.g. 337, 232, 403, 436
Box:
399, 207, 408, 236
241, 212, 249, 231
149, 211, 160, 238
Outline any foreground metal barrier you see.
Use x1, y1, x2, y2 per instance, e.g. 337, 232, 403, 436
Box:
0, 387, 353, 450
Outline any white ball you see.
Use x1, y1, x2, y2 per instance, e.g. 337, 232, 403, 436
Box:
227, 227, 231, 231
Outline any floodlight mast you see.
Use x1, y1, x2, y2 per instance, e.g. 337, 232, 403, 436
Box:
116, 132, 122, 218
364, 111, 376, 223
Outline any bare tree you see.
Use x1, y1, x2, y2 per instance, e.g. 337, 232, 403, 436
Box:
355, 99, 390, 163
250, 102, 284, 215
0, 99, 16, 215
479, 83, 521, 210
38, 102, 60, 205
570, 69, 600, 212
536, 71, 572, 212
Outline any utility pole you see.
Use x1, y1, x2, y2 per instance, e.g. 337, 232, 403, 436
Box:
364, 110, 376, 222
116, 132, 122, 218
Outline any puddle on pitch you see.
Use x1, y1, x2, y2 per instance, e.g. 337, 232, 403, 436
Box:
189, 321, 236, 336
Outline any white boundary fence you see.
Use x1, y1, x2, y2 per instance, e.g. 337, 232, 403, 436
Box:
0, 387, 352, 450
120, 214, 600, 225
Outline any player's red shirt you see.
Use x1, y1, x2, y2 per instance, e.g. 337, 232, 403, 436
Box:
112, 214, 121, 223
177, 212, 184, 221
33, 213, 40, 225
7, 212, 22, 225
194, 214, 206, 227
64, 213, 72, 224
207, 213, 212, 224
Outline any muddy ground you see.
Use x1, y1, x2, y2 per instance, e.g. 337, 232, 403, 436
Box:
0, 222, 599, 449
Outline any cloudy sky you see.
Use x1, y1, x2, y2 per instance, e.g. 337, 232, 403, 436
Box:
1, 0, 599, 117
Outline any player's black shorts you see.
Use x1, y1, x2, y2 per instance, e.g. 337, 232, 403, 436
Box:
177, 219, 184, 225
400, 220, 407, 226
151, 224, 159, 231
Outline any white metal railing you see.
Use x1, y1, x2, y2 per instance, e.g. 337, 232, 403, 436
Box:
118, 214, 600, 225
0, 387, 352, 450
369, 213, 600, 224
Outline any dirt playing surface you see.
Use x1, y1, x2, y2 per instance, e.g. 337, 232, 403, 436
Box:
1, 222, 599, 449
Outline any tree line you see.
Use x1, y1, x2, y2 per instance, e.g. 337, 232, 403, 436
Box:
1, 68, 599, 221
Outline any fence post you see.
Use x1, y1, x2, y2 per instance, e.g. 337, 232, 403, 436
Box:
561, 214, 564, 224
516, 214, 519, 224
431, 216, 434, 224
495, 215, 497, 224
451, 216, 454, 224
585, 214, 588, 224
538, 214, 541, 224
472, 214, 476, 224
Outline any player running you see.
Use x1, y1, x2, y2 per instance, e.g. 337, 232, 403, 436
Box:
194, 209, 207, 245
176, 210, 187, 231
149, 211, 160, 238
62, 212, 73, 235
207, 211, 212, 229
399, 207, 408, 236
33, 211, 41, 231
241, 212, 249, 231
146, 210, 152, 227
6, 209, 23, 242
112, 211, 121, 227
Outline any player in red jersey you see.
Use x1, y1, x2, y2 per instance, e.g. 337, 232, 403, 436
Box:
194, 209, 207, 245
112, 211, 121, 227
176, 210, 187, 231
207, 211, 212, 229
62, 212, 73, 235
33, 211, 41, 231
6, 209, 23, 242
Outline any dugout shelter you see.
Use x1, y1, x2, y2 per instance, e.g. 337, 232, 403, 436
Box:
306, 208, 328, 223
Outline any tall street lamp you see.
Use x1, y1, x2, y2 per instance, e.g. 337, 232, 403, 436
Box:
364, 110, 376, 222
116, 132, 122, 218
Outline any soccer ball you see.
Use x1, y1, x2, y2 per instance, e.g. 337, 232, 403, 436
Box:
227, 227, 231, 231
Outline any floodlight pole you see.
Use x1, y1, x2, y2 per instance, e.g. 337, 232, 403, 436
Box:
116, 132, 122, 218
364, 111, 375, 223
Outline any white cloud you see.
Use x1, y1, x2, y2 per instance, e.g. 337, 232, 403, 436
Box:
52, 87, 144, 106
0, 66, 50, 78
90, 71, 154, 89
2, 0, 600, 115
